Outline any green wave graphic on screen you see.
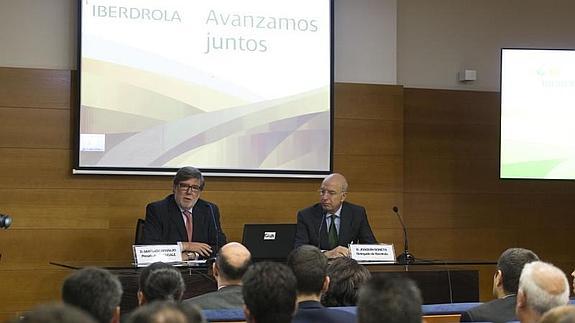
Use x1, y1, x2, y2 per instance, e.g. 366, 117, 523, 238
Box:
501, 159, 564, 178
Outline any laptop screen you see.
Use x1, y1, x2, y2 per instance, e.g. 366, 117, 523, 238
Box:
242, 224, 297, 261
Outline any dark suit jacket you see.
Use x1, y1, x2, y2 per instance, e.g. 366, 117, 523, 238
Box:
460, 295, 517, 323
183, 285, 243, 310
294, 202, 377, 250
292, 300, 356, 323
142, 194, 226, 256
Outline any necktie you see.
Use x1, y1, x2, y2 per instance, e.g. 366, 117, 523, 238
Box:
328, 214, 338, 249
183, 210, 193, 242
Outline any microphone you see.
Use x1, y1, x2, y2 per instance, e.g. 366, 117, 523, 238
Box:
206, 203, 220, 257
0, 214, 12, 229
393, 207, 415, 264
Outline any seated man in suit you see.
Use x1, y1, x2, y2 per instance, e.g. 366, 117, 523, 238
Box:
516, 261, 570, 323
242, 262, 297, 323
287, 245, 357, 323
460, 247, 539, 323
358, 274, 423, 323
184, 242, 251, 309
294, 173, 377, 258
142, 166, 227, 260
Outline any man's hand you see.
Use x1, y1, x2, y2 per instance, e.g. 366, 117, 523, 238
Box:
180, 242, 213, 257
324, 246, 350, 258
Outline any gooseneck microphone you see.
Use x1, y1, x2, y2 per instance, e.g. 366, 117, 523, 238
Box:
207, 203, 220, 257
0, 214, 12, 229
393, 206, 415, 264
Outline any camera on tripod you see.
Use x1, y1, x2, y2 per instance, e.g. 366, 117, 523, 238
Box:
0, 214, 12, 229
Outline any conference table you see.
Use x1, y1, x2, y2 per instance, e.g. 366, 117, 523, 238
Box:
50, 259, 496, 315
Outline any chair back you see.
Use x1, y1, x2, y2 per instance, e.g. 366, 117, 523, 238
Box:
135, 218, 145, 245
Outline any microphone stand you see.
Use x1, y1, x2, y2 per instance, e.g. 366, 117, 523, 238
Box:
393, 207, 415, 265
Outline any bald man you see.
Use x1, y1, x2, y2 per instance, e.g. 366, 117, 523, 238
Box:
183, 242, 251, 310
516, 261, 570, 323
294, 173, 377, 258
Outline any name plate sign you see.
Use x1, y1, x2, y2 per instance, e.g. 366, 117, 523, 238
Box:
133, 244, 182, 266
350, 244, 395, 262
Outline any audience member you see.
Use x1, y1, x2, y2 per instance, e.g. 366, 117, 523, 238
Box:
10, 303, 97, 323
539, 305, 575, 323
516, 261, 570, 323
287, 245, 357, 323
127, 301, 205, 323
321, 256, 371, 307
140, 266, 186, 304
61, 267, 123, 323
460, 247, 539, 322
357, 274, 423, 323
184, 242, 251, 309
242, 261, 297, 323
137, 262, 174, 305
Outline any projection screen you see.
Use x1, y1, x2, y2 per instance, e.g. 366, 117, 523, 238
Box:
500, 48, 575, 180
75, 0, 333, 177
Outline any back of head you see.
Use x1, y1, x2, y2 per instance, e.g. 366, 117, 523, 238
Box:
127, 301, 206, 323
286, 245, 327, 295
139, 262, 173, 291
322, 257, 371, 306
358, 275, 423, 323
518, 261, 570, 315
62, 267, 123, 323
12, 303, 98, 323
539, 305, 575, 323
497, 248, 539, 294
216, 242, 251, 282
242, 261, 297, 323
143, 267, 186, 302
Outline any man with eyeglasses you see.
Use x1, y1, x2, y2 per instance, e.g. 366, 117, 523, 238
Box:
294, 173, 377, 258
142, 166, 227, 260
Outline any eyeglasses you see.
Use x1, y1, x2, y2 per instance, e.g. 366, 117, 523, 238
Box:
318, 189, 343, 196
178, 183, 202, 193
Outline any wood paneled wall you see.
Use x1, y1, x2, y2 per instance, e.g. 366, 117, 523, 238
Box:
0, 68, 403, 320
404, 88, 575, 299
2, 68, 572, 319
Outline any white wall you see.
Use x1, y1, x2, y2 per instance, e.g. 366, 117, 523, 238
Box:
397, 0, 575, 91
334, 0, 397, 84
8, 0, 575, 90
0, 0, 398, 84
0, 0, 76, 69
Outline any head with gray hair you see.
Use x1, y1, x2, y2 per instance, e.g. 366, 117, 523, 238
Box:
62, 267, 123, 323
173, 166, 205, 190
539, 305, 575, 323
517, 261, 570, 323
319, 173, 349, 214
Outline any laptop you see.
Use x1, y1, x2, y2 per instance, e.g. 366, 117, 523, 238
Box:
242, 224, 297, 262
